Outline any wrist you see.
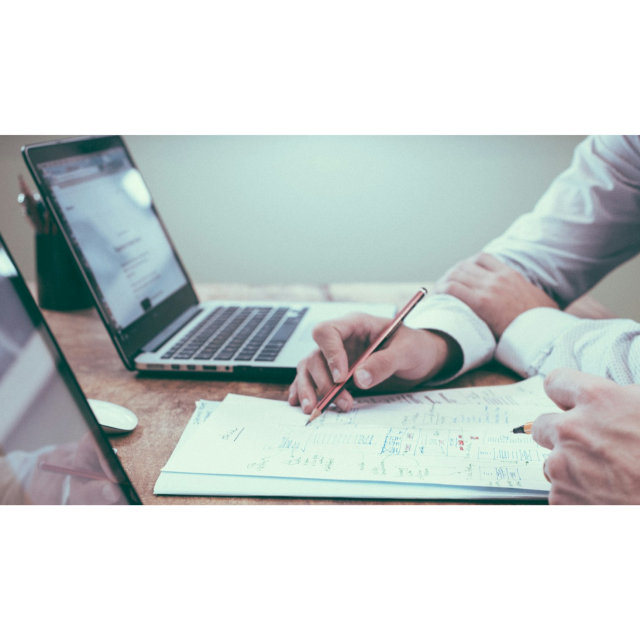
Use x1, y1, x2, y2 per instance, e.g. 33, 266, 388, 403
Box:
423, 330, 463, 381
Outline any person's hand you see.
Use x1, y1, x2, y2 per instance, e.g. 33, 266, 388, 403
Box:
289, 313, 462, 414
26, 443, 76, 504
434, 252, 559, 338
30, 435, 125, 505
532, 368, 640, 505
67, 434, 125, 505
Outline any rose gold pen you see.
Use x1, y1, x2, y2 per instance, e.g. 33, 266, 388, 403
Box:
39, 462, 111, 482
305, 287, 428, 425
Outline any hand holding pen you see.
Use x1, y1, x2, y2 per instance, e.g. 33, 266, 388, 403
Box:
32, 435, 124, 505
304, 289, 429, 424
289, 288, 463, 423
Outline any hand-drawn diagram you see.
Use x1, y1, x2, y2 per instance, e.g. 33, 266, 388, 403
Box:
164, 377, 558, 492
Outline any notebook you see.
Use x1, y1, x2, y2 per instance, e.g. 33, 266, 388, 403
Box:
155, 378, 557, 501
22, 136, 395, 377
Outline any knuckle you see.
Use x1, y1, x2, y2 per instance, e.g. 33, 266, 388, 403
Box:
546, 452, 569, 483
555, 417, 579, 442
576, 380, 605, 406
441, 281, 460, 297
341, 312, 369, 327
311, 323, 331, 343
476, 290, 491, 307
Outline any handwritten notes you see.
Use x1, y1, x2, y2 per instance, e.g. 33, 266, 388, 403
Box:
162, 377, 559, 492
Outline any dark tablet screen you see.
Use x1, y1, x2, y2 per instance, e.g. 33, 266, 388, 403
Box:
0, 237, 139, 505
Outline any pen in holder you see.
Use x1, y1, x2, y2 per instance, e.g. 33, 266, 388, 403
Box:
19, 176, 93, 312
35, 231, 93, 311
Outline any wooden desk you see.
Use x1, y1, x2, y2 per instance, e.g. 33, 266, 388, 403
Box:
42, 284, 615, 505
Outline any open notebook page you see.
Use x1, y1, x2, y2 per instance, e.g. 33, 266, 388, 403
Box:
162, 377, 559, 492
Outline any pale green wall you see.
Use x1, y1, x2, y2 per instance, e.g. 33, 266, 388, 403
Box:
1, 135, 639, 320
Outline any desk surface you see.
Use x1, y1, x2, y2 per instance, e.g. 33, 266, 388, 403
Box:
42, 283, 615, 505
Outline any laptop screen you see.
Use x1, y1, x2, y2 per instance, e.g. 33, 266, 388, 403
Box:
23, 136, 199, 368
0, 240, 139, 505
36, 146, 189, 331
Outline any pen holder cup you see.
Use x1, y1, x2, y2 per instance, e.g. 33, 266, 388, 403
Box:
36, 233, 94, 311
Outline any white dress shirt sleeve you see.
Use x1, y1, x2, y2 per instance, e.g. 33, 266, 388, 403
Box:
496, 308, 640, 384
404, 294, 496, 383
483, 135, 640, 307
410, 135, 640, 385
484, 135, 640, 382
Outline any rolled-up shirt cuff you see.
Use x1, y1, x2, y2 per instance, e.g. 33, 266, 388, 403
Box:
496, 307, 581, 378
404, 294, 496, 384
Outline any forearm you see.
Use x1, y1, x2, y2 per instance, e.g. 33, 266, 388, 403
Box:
483, 135, 640, 307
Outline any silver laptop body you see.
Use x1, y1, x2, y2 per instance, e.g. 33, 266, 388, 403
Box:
23, 136, 395, 375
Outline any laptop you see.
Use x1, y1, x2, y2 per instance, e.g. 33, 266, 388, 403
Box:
22, 136, 395, 376
0, 233, 140, 505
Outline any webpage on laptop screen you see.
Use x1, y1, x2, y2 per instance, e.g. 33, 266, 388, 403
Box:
38, 147, 188, 331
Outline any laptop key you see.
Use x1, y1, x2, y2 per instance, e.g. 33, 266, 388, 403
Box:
161, 307, 225, 358
234, 307, 291, 361
175, 307, 245, 359
213, 310, 275, 360
193, 308, 254, 360
253, 308, 309, 362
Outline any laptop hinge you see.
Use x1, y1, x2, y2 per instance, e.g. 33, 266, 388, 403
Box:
141, 306, 203, 353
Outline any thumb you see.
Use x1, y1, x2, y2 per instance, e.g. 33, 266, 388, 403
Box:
353, 348, 400, 389
543, 367, 608, 411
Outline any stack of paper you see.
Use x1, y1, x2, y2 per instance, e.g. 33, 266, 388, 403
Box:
155, 376, 559, 500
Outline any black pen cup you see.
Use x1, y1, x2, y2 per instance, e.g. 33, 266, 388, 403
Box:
36, 233, 93, 311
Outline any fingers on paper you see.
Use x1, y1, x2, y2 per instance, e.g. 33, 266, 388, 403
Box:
293, 352, 353, 414
288, 380, 299, 406
312, 321, 351, 383
294, 359, 320, 413
307, 350, 353, 411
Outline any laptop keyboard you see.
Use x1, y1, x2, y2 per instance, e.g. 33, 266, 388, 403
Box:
161, 305, 308, 363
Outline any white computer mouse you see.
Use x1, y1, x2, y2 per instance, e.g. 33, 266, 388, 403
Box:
88, 399, 138, 435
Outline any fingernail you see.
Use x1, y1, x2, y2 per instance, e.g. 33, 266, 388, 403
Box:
337, 398, 349, 412
301, 398, 311, 411
332, 368, 341, 383
355, 369, 372, 388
